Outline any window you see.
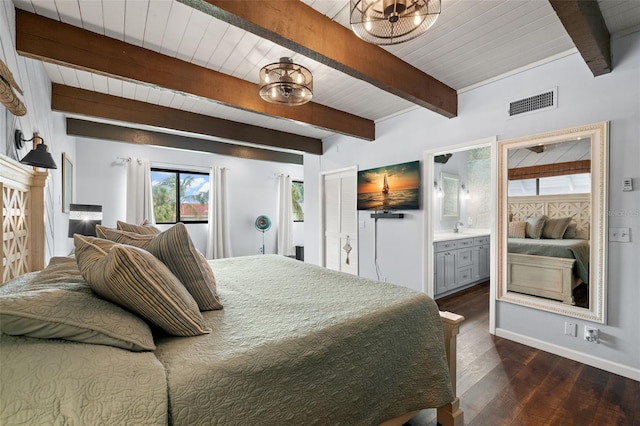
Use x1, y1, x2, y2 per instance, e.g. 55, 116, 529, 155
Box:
151, 168, 210, 224
508, 173, 591, 196
292, 181, 304, 222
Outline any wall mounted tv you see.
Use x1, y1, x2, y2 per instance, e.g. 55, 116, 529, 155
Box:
357, 160, 421, 211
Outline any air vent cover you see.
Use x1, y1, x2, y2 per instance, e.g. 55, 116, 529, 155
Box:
508, 88, 557, 117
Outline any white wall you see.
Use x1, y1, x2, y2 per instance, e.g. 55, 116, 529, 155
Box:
0, 2, 76, 261
314, 33, 640, 375
75, 137, 304, 256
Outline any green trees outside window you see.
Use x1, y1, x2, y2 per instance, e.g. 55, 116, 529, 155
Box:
151, 169, 210, 224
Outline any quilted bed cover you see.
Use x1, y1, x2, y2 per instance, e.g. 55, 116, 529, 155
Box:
155, 255, 453, 425
0, 255, 452, 425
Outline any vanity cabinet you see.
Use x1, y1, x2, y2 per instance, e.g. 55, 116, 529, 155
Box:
434, 235, 490, 298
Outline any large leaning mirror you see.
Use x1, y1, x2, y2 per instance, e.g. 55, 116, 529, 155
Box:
497, 122, 607, 323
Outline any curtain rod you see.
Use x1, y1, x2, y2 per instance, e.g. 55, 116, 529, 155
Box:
149, 161, 213, 173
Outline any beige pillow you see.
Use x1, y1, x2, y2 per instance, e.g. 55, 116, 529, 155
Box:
508, 221, 526, 238
96, 223, 222, 311
524, 215, 547, 239
116, 220, 161, 235
542, 217, 572, 239
74, 235, 211, 337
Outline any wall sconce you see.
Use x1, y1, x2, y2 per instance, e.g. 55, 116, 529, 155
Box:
15, 130, 57, 169
68, 204, 103, 237
461, 184, 470, 200
434, 181, 443, 198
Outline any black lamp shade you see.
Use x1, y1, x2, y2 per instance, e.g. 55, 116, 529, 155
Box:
19, 143, 58, 169
68, 204, 102, 237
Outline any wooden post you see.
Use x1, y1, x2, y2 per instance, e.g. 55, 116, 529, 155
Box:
438, 311, 465, 426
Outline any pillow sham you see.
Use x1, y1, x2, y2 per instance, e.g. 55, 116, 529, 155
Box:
508, 221, 526, 238
524, 215, 547, 239
563, 222, 578, 239
0, 267, 156, 351
74, 235, 211, 337
542, 217, 572, 239
116, 220, 161, 235
96, 223, 223, 311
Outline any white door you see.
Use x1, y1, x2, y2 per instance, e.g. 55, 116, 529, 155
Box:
321, 168, 358, 275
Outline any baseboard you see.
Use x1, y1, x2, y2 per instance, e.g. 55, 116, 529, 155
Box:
495, 328, 640, 381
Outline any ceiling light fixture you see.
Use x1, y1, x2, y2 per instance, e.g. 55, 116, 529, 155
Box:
258, 57, 313, 106
350, 0, 441, 45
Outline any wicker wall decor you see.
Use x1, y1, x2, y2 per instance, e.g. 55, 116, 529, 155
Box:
0, 59, 26, 116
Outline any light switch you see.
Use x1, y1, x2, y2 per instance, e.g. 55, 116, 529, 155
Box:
609, 227, 631, 242
359, 220, 366, 229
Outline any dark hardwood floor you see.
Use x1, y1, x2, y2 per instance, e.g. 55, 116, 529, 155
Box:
408, 282, 639, 426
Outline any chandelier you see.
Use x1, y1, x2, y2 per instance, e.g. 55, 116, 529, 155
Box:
350, 0, 441, 45
258, 57, 313, 106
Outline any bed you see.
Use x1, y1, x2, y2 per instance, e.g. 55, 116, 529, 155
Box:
0, 154, 464, 426
507, 194, 590, 305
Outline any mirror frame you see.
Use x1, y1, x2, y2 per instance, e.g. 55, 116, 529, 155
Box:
497, 122, 608, 323
440, 172, 460, 220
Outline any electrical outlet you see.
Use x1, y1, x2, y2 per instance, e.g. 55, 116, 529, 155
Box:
564, 322, 577, 337
584, 326, 599, 343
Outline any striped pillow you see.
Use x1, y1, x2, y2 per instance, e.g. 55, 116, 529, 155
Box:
96, 223, 223, 311
508, 221, 526, 238
74, 235, 211, 337
524, 215, 547, 239
116, 220, 161, 235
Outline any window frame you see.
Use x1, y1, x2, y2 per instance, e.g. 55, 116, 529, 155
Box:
151, 168, 210, 225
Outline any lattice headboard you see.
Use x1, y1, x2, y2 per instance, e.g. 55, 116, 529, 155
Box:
1, 154, 47, 284
508, 194, 590, 234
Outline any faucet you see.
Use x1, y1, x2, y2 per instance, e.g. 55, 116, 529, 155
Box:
454, 221, 464, 233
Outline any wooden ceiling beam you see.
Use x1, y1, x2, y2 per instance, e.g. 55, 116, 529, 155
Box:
187, 0, 458, 118
52, 84, 322, 155
15, 9, 374, 141
66, 118, 304, 165
549, 0, 611, 76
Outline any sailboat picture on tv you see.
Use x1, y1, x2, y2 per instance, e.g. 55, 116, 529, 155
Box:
357, 160, 421, 211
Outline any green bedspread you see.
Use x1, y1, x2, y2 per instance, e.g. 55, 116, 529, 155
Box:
154, 255, 454, 425
508, 238, 590, 284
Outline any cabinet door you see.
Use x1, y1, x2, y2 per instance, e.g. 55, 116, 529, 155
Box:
477, 244, 489, 280
435, 251, 456, 295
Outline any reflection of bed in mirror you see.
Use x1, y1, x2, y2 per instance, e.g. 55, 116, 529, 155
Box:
507, 194, 590, 306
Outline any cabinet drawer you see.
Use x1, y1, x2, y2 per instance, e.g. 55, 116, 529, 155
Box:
435, 241, 457, 252
457, 238, 475, 248
457, 248, 473, 267
474, 236, 489, 246
456, 265, 474, 286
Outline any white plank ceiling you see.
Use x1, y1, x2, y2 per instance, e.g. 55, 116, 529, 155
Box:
10, 0, 640, 147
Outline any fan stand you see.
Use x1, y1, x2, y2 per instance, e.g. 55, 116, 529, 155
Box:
260, 230, 265, 255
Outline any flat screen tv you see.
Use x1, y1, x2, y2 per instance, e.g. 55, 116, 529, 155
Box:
357, 160, 421, 211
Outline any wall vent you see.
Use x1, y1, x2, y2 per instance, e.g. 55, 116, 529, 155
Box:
508, 87, 557, 118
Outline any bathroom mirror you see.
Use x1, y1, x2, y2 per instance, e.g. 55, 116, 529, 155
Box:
497, 122, 607, 323
440, 172, 460, 220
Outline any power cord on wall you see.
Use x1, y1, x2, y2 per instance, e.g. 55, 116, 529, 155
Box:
373, 217, 385, 282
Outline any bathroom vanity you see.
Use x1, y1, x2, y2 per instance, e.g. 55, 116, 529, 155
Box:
434, 232, 490, 298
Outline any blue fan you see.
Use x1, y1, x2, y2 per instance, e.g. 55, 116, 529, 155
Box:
255, 215, 271, 254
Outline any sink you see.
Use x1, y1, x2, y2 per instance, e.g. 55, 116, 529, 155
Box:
433, 229, 490, 242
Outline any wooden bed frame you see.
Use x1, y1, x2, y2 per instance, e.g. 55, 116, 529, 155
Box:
507, 194, 589, 305
0, 153, 464, 426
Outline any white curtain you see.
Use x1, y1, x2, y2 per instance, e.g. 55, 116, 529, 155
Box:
206, 167, 233, 259
126, 158, 155, 224
277, 174, 294, 256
